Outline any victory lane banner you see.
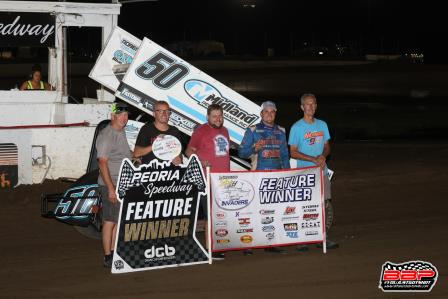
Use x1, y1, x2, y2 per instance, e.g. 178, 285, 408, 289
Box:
210, 167, 325, 251
115, 36, 262, 147
111, 155, 209, 273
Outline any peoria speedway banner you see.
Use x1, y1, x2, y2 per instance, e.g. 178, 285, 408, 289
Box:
210, 167, 325, 251
111, 156, 209, 273
115, 37, 261, 146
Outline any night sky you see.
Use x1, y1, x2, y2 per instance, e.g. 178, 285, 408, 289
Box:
119, 0, 448, 62
26, 1, 448, 62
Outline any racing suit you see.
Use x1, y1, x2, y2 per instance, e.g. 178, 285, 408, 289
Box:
238, 122, 290, 170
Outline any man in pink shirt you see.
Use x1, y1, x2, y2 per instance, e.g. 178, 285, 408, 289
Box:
186, 104, 230, 260
186, 104, 230, 172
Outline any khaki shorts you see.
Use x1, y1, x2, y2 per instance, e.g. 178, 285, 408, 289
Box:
99, 185, 121, 223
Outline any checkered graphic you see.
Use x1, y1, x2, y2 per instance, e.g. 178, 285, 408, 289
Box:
113, 156, 209, 272
116, 237, 208, 269
385, 261, 435, 271
117, 159, 140, 198
180, 155, 206, 191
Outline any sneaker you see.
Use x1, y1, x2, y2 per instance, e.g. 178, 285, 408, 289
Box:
243, 249, 253, 256
317, 239, 339, 249
264, 247, 287, 254
103, 254, 112, 268
212, 252, 225, 260
296, 244, 309, 252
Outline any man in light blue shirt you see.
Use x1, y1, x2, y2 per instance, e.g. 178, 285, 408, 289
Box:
289, 93, 338, 250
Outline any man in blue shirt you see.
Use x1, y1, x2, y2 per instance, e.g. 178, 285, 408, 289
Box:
289, 93, 339, 250
239, 100, 290, 255
239, 101, 290, 171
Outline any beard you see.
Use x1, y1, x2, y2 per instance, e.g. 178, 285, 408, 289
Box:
209, 122, 223, 129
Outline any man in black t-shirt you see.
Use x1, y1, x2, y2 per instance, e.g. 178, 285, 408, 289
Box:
134, 101, 187, 165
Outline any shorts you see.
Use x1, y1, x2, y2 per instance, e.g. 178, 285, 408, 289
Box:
99, 185, 121, 223
324, 175, 332, 200
199, 194, 209, 220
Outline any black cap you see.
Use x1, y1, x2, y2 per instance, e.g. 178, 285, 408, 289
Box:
111, 102, 129, 114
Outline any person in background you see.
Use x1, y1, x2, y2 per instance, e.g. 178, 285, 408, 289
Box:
20, 64, 53, 91
238, 100, 290, 255
289, 93, 339, 251
96, 102, 132, 267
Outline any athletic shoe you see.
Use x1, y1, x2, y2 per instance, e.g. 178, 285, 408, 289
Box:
243, 249, 253, 256
264, 247, 287, 254
212, 252, 225, 260
316, 239, 339, 249
296, 244, 309, 252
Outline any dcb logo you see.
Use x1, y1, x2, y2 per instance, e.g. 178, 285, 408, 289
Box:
144, 244, 175, 259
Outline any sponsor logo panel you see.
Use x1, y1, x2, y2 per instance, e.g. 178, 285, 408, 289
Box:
261, 216, 274, 224
215, 229, 228, 237
215, 178, 254, 211
283, 223, 298, 231
379, 261, 439, 292
259, 209, 275, 215
240, 235, 253, 243
286, 231, 299, 238
262, 225, 275, 232
184, 79, 258, 129
237, 228, 254, 233
303, 213, 319, 221
217, 239, 230, 244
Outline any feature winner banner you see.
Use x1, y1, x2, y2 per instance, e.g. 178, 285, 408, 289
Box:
210, 167, 325, 251
115, 37, 262, 146
111, 156, 209, 273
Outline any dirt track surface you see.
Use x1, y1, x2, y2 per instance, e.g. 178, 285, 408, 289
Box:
1, 142, 447, 299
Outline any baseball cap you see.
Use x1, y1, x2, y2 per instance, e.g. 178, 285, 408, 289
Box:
261, 100, 277, 111
111, 102, 129, 114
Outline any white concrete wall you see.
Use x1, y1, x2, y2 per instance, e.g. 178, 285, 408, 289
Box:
0, 102, 111, 184
31, 127, 96, 183
0, 102, 111, 126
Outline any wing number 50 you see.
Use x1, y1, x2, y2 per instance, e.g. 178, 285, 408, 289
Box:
135, 52, 189, 89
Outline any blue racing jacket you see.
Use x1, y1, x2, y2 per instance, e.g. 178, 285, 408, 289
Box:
238, 122, 290, 170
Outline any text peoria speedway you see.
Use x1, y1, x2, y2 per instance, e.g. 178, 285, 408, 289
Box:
123, 169, 194, 242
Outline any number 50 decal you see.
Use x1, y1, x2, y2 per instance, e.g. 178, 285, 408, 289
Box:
135, 52, 189, 89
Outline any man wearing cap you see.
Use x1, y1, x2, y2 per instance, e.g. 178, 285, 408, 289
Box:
238, 100, 290, 255
96, 102, 132, 267
239, 100, 290, 170
134, 100, 186, 165
289, 93, 338, 250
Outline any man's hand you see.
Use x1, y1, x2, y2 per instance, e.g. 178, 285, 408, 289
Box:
254, 139, 265, 152
201, 160, 210, 168
316, 155, 326, 168
171, 155, 182, 166
108, 186, 118, 204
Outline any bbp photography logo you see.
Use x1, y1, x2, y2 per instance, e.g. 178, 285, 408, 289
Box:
379, 260, 438, 292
